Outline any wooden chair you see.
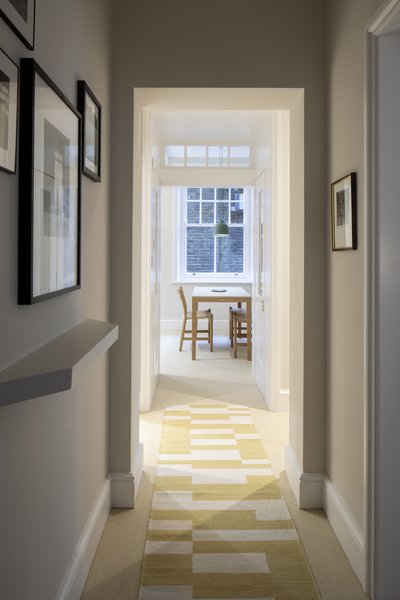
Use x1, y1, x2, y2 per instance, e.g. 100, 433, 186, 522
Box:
229, 307, 250, 358
229, 306, 245, 347
177, 286, 213, 352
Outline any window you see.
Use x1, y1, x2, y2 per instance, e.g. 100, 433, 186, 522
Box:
165, 145, 251, 168
179, 187, 251, 281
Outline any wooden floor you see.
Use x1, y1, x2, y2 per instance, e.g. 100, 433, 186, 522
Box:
81, 333, 368, 600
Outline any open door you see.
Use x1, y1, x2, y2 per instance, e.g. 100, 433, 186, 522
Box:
253, 171, 271, 406
252, 112, 290, 412
140, 109, 161, 412
150, 186, 161, 387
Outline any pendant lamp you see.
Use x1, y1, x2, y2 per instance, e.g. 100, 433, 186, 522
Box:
214, 222, 229, 237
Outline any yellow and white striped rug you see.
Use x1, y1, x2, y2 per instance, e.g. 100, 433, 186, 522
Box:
139, 403, 320, 600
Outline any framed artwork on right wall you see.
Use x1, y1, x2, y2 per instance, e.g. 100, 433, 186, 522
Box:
331, 172, 357, 251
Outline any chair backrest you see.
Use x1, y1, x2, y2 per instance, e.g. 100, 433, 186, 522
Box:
177, 286, 187, 318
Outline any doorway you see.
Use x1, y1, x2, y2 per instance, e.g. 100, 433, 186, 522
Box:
133, 87, 306, 496
137, 99, 293, 414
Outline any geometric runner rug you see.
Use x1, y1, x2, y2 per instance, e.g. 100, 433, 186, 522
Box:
138, 403, 320, 600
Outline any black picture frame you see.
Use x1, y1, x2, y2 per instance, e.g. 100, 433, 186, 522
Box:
0, 48, 18, 174
331, 172, 357, 251
0, 0, 36, 50
77, 80, 101, 182
18, 59, 82, 304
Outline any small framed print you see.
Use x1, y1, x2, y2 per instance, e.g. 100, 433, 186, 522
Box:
0, 0, 36, 50
0, 48, 18, 174
18, 59, 81, 304
77, 80, 101, 182
331, 172, 357, 251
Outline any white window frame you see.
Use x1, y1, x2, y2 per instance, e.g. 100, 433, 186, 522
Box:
164, 144, 252, 168
177, 186, 252, 283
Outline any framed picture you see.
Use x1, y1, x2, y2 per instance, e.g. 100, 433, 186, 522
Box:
0, 0, 35, 50
0, 48, 18, 174
18, 59, 81, 304
331, 172, 357, 251
77, 80, 101, 182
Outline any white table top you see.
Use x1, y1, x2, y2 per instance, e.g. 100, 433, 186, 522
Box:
192, 286, 250, 299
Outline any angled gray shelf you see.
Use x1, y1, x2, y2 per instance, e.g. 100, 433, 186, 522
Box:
0, 319, 118, 407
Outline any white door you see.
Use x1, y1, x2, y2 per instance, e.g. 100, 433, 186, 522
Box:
253, 170, 273, 409
253, 174, 267, 402
150, 185, 161, 398
139, 106, 161, 412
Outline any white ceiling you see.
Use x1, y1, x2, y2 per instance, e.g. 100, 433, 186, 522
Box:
152, 110, 272, 144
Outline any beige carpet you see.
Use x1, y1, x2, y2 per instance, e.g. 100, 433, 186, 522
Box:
138, 402, 320, 600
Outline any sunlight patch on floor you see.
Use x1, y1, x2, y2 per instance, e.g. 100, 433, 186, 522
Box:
140, 333, 288, 478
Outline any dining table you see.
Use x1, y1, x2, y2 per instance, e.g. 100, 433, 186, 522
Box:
191, 286, 252, 361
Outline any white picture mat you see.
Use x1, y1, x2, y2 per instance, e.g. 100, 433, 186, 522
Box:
333, 177, 353, 248
32, 73, 79, 298
0, 49, 18, 171
0, 0, 35, 46
84, 91, 98, 172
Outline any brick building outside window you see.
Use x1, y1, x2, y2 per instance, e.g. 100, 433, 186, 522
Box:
179, 187, 250, 281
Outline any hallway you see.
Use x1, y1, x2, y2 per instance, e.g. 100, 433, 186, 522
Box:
82, 334, 367, 600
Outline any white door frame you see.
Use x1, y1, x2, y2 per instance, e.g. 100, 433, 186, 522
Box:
133, 86, 305, 487
271, 111, 290, 413
139, 108, 154, 412
364, 1, 400, 595
252, 171, 267, 402
138, 108, 162, 413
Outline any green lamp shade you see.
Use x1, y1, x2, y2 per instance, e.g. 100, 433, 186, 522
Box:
214, 222, 229, 237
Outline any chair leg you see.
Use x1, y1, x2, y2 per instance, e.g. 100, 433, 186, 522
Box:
229, 308, 233, 347
179, 317, 186, 351
210, 315, 213, 352
233, 316, 238, 358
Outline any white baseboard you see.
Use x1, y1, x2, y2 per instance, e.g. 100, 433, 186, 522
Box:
109, 472, 135, 508
285, 443, 365, 587
161, 319, 229, 333
299, 471, 324, 508
276, 389, 289, 412
133, 442, 144, 500
284, 444, 324, 508
284, 443, 302, 505
109, 443, 144, 508
323, 479, 365, 586
56, 479, 111, 600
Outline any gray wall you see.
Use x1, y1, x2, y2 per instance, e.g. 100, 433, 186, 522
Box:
326, 0, 382, 533
111, 0, 327, 482
0, 0, 112, 597
375, 33, 400, 600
